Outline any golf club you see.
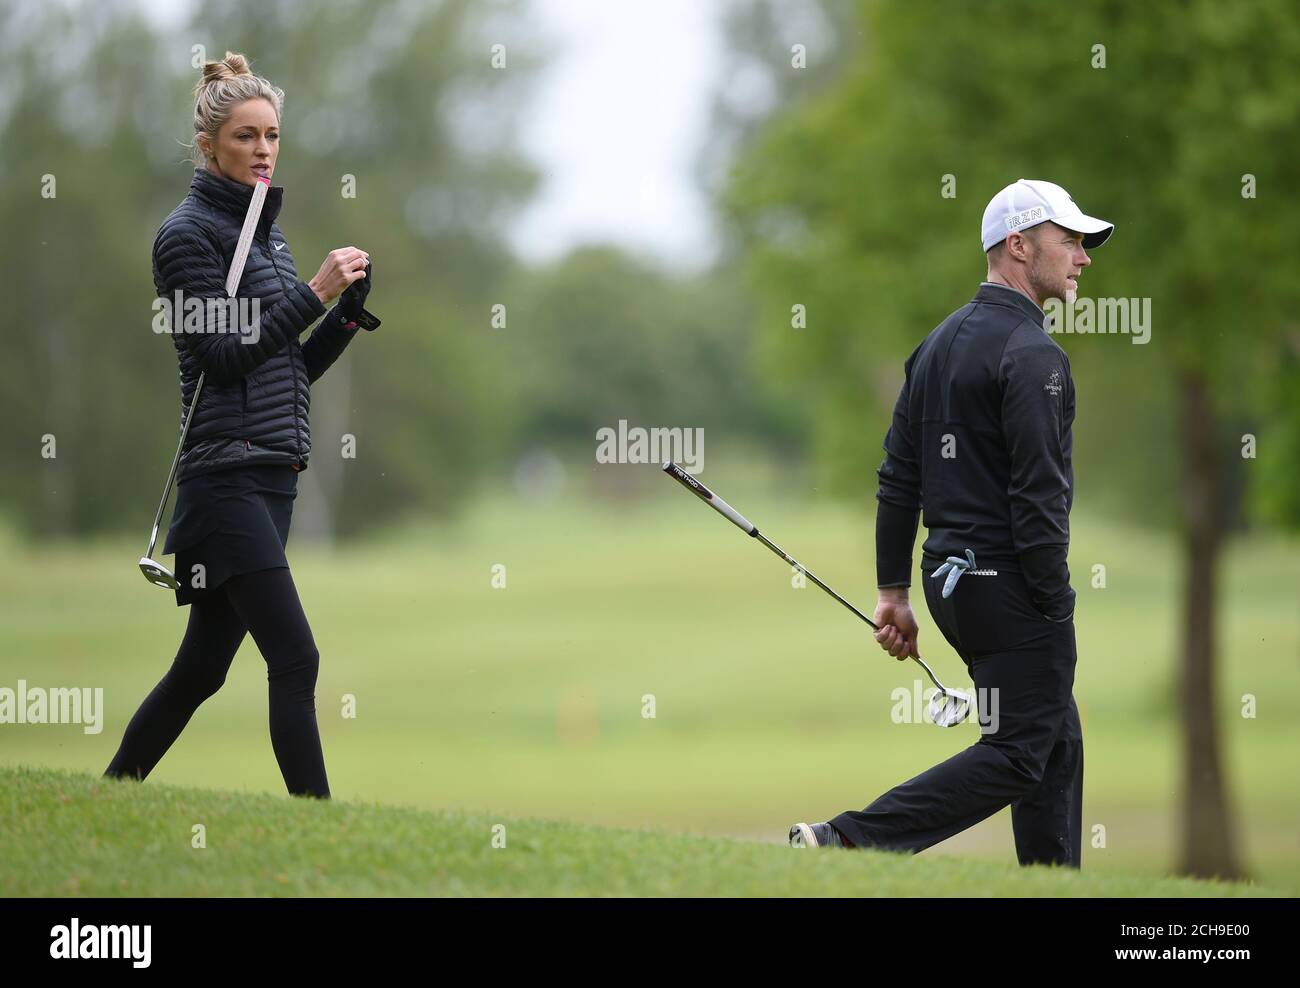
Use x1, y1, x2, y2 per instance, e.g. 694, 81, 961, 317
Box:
662, 460, 973, 727
139, 176, 269, 589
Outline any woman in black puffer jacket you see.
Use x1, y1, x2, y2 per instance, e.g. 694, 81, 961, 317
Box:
104, 52, 373, 799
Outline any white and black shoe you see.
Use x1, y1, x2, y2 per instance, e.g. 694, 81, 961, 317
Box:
789, 822, 846, 848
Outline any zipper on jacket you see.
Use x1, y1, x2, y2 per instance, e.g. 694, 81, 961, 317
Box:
264, 227, 306, 467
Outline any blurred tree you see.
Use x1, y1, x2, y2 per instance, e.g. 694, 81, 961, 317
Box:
496, 245, 800, 480
1250, 328, 1300, 526
722, 0, 1300, 879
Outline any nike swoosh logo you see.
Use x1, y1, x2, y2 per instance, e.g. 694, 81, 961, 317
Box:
273, 242, 286, 251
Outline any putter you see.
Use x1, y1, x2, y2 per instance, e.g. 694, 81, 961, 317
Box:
139, 176, 270, 589
662, 461, 973, 727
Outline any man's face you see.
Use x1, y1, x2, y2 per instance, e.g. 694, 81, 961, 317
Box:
201, 98, 280, 186
1025, 222, 1091, 304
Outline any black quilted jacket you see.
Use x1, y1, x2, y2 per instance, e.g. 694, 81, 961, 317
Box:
153, 167, 359, 480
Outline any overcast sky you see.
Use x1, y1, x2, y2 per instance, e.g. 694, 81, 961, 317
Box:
506, 0, 725, 271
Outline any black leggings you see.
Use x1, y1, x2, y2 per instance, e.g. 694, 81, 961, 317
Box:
105, 566, 330, 798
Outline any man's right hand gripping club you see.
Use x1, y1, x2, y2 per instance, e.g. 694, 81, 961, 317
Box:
872, 587, 920, 660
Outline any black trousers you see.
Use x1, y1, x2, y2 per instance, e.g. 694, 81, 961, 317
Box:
830, 560, 1083, 867
104, 566, 330, 798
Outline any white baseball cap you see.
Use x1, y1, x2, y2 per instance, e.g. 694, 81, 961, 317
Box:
981, 178, 1113, 252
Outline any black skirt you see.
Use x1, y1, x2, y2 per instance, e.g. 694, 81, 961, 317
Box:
162, 463, 299, 607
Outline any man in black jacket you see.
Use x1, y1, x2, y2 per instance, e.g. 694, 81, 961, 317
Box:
790, 179, 1113, 868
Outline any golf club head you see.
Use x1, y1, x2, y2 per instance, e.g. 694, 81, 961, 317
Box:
928, 689, 973, 728
138, 556, 179, 590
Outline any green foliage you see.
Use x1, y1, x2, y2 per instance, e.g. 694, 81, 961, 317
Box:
1250, 332, 1300, 525
722, 0, 1300, 524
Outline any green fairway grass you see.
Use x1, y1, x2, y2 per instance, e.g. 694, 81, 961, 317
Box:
1, 765, 1286, 897
1, 480, 1297, 894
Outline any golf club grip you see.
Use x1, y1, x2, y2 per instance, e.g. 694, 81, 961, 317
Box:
662, 461, 756, 535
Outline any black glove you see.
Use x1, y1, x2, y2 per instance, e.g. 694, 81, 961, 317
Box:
339, 260, 381, 331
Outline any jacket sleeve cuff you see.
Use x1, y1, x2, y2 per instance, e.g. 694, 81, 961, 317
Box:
325, 304, 360, 331
296, 280, 327, 324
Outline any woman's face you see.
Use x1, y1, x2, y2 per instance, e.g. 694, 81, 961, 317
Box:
199, 98, 280, 186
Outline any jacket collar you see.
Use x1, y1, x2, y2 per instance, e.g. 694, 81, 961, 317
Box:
976, 281, 1045, 325
189, 166, 284, 231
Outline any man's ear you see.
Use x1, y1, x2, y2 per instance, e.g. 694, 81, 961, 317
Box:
1004, 230, 1032, 262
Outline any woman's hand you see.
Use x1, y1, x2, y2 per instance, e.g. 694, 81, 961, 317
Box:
339, 259, 372, 320
308, 247, 369, 306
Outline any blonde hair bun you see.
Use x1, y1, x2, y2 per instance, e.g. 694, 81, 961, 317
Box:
199, 51, 253, 88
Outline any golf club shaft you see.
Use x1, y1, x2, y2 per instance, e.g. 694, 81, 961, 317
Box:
760, 523, 945, 691
662, 460, 947, 689
143, 372, 204, 557
662, 460, 880, 624
751, 531, 877, 630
